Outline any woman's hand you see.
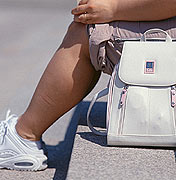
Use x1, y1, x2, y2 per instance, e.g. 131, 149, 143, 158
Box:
71, 0, 118, 24
72, 0, 176, 24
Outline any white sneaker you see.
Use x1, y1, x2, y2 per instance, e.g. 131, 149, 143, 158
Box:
0, 110, 48, 171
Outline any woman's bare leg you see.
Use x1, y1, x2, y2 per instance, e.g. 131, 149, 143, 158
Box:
15, 22, 100, 141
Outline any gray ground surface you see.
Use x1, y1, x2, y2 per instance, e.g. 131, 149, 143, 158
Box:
1, 1, 176, 180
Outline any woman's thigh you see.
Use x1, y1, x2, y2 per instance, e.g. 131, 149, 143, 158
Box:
88, 17, 176, 75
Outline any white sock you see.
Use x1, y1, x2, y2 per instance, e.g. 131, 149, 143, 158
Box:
16, 131, 42, 150
9, 116, 43, 150
13, 126, 42, 150
17, 133, 42, 150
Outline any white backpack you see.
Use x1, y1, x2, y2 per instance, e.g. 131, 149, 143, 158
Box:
87, 29, 176, 147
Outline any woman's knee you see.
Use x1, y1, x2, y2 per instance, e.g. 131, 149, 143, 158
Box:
62, 21, 89, 47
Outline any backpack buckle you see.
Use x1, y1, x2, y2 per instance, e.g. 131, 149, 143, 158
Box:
120, 86, 128, 107
171, 86, 176, 107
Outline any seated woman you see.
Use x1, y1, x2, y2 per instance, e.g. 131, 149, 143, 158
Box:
0, 0, 176, 171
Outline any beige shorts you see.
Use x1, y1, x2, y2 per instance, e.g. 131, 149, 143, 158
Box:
87, 17, 176, 75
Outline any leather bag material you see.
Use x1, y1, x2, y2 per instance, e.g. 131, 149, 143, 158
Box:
108, 135, 176, 147
119, 41, 176, 86
107, 65, 176, 147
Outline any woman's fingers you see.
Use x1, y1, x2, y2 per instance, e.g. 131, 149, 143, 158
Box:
74, 14, 95, 24
79, 13, 92, 22
72, 0, 116, 24
74, 15, 87, 24
79, 0, 89, 5
72, 4, 89, 15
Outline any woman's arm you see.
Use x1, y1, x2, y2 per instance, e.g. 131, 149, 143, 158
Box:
115, 0, 176, 21
72, 0, 176, 24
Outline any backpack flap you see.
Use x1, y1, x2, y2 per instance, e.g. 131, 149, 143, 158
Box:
118, 41, 176, 86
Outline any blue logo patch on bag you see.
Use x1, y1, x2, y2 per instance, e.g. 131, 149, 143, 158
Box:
144, 60, 155, 74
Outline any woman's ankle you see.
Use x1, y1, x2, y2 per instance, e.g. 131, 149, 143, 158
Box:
15, 115, 41, 141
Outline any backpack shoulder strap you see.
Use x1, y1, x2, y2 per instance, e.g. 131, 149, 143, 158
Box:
87, 88, 109, 136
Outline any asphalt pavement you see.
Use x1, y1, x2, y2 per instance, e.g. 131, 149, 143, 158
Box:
0, 1, 176, 180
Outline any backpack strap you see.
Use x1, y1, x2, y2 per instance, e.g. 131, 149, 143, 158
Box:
87, 88, 109, 136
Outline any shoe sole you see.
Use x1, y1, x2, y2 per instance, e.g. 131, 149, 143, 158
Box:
0, 154, 47, 171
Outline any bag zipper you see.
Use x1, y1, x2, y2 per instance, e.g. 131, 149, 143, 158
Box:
171, 86, 176, 107
118, 86, 128, 135
120, 86, 128, 106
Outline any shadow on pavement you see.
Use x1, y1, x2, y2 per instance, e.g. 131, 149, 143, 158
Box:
78, 101, 107, 146
45, 104, 81, 180
77, 132, 107, 147
79, 101, 107, 128
42, 101, 106, 179
174, 151, 176, 163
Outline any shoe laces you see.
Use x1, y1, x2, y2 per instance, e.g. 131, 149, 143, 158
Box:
0, 110, 17, 145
